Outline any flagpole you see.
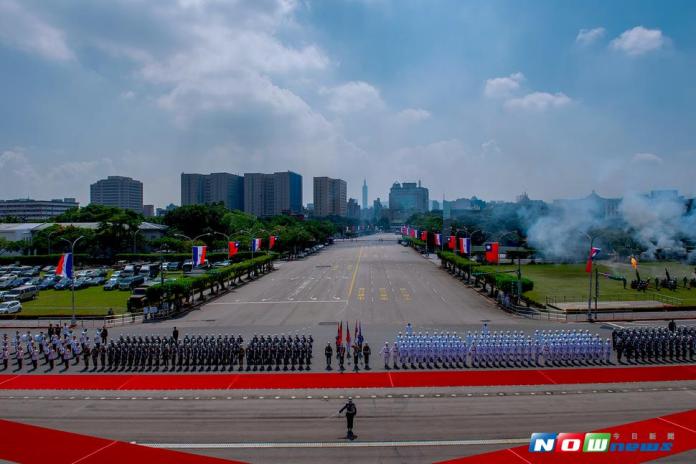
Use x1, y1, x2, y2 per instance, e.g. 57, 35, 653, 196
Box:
61, 236, 84, 327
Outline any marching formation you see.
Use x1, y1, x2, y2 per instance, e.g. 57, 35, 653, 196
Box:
381, 324, 613, 369
1, 327, 317, 373
613, 325, 695, 364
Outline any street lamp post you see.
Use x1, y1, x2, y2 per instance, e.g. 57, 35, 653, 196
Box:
580, 231, 602, 322
47, 229, 59, 256
60, 235, 85, 326
462, 228, 483, 284
499, 231, 526, 303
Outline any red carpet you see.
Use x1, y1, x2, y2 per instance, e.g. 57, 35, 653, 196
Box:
0, 365, 694, 390
0, 419, 248, 464
438, 408, 696, 464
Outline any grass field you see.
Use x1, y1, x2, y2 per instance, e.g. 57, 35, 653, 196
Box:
19, 287, 129, 316
480, 261, 696, 307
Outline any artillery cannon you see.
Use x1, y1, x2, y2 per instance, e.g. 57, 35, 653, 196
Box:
660, 268, 678, 291
630, 269, 649, 292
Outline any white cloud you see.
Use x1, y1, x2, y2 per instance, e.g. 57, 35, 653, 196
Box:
120, 90, 136, 99
504, 92, 572, 111
395, 108, 431, 123
610, 26, 666, 56
631, 152, 663, 164
481, 139, 501, 156
0, 0, 74, 61
484, 72, 524, 98
320, 81, 385, 113
576, 27, 605, 45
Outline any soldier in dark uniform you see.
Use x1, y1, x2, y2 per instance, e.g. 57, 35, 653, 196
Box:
100, 344, 106, 370
83, 344, 91, 371
238, 344, 245, 371
352, 343, 360, 372
325, 343, 333, 370
338, 398, 357, 440
362, 343, 371, 370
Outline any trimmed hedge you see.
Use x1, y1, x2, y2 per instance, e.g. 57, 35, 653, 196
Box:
115, 251, 255, 263
145, 253, 276, 308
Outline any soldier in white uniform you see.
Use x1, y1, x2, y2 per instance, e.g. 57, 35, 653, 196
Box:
381, 343, 390, 369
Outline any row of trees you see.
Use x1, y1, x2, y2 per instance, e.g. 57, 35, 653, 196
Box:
1, 204, 342, 262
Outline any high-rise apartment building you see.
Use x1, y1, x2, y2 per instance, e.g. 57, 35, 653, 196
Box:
347, 198, 360, 219
180, 172, 244, 210
243, 171, 302, 217
388, 180, 429, 221
90, 176, 143, 213
313, 176, 347, 217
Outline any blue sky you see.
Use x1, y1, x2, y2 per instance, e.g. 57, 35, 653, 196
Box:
0, 0, 694, 208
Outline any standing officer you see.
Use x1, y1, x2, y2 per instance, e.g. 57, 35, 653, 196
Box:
338, 398, 358, 440
325, 343, 333, 370
362, 343, 371, 370
172, 327, 179, 342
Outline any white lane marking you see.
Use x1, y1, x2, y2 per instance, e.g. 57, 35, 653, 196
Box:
207, 300, 346, 304
141, 438, 529, 449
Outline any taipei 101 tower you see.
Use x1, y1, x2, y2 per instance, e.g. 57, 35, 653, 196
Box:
362, 179, 368, 210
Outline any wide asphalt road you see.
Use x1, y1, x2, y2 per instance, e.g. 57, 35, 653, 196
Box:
3, 381, 694, 463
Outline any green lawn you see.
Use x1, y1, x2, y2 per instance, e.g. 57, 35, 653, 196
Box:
20, 287, 129, 316
479, 261, 696, 307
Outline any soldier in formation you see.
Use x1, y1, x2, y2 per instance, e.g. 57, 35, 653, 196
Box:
613, 325, 695, 364
387, 325, 613, 369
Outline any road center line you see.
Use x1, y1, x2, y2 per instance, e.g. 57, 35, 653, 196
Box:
140, 438, 529, 449
347, 246, 363, 300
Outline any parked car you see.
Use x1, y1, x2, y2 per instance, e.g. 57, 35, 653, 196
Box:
119, 275, 145, 291
127, 287, 149, 310
213, 260, 231, 268
103, 277, 119, 291
89, 276, 106, 286
73, 277, 91, 289
2, 285, 38, 302
54, 279, 73, 290
7, 277, 30, 289
166, 262, 182, 271
38, 277, 58, 290
0, 300, 21, 314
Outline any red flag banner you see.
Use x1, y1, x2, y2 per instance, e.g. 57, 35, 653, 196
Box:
586, 247, 601, 273
269, 235, 277, 250
420, 231, 428, 241
485, 242, 499, 264
228, 241, 239, 258
448, 235, 456, 250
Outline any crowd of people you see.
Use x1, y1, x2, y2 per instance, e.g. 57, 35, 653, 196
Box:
612, 323, 695, 364
381, 323, 613, 369
1, 326, 320, 373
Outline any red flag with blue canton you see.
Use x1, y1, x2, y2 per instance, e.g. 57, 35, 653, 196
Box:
586, 247, 601, 272
485, 242, 499, 264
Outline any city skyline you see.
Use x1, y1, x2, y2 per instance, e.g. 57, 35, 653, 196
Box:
1, 1, 695, 206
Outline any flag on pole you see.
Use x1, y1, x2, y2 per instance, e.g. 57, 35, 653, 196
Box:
410, 228, 417, 238
434, 233, 442, 246
448, 235, 456, 250
228, 241, 239, 258
346, 322, 351, 347
459, 237, 471, 255
337, 321, 342, 346
192, 246, 207, 266
354, 320, 358, 344
55, 253, 73, 279
630, 256, 638, 270
251, 238, 262, 252
357, 321, 363, 345
269, 235, 278, 250
586, 247, 601, 273
420, 230, 428, 241
400, 226, 406, 235
485, 242, 499, 264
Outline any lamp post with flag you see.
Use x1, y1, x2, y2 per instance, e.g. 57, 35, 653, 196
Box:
58, 235, 85, 326
581, 232, 603, 322
460, 228, 482, 283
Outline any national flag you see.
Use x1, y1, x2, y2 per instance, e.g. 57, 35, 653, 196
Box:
337, 321, 342, 345
585, 247, 601, 273
434, 233, 442, 246
410, 228, 417, 238
354, 320, 358, 343
192, 246, 207, 266
459, 237, 471, 255
400, 226, 406, 235
269, 235, 278, 250
346, 322, 351, 347
485, 242, 499, 264
448, 235, 456, 250
630, 256, 638, 270
357, 321, 363, 344
228, 241, 239, 258
55, 253, 73, 279
251, 238, 262, 252
420, 231, 428, 241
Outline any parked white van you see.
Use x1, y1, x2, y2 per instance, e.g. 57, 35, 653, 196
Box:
2, 285, 39, 302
